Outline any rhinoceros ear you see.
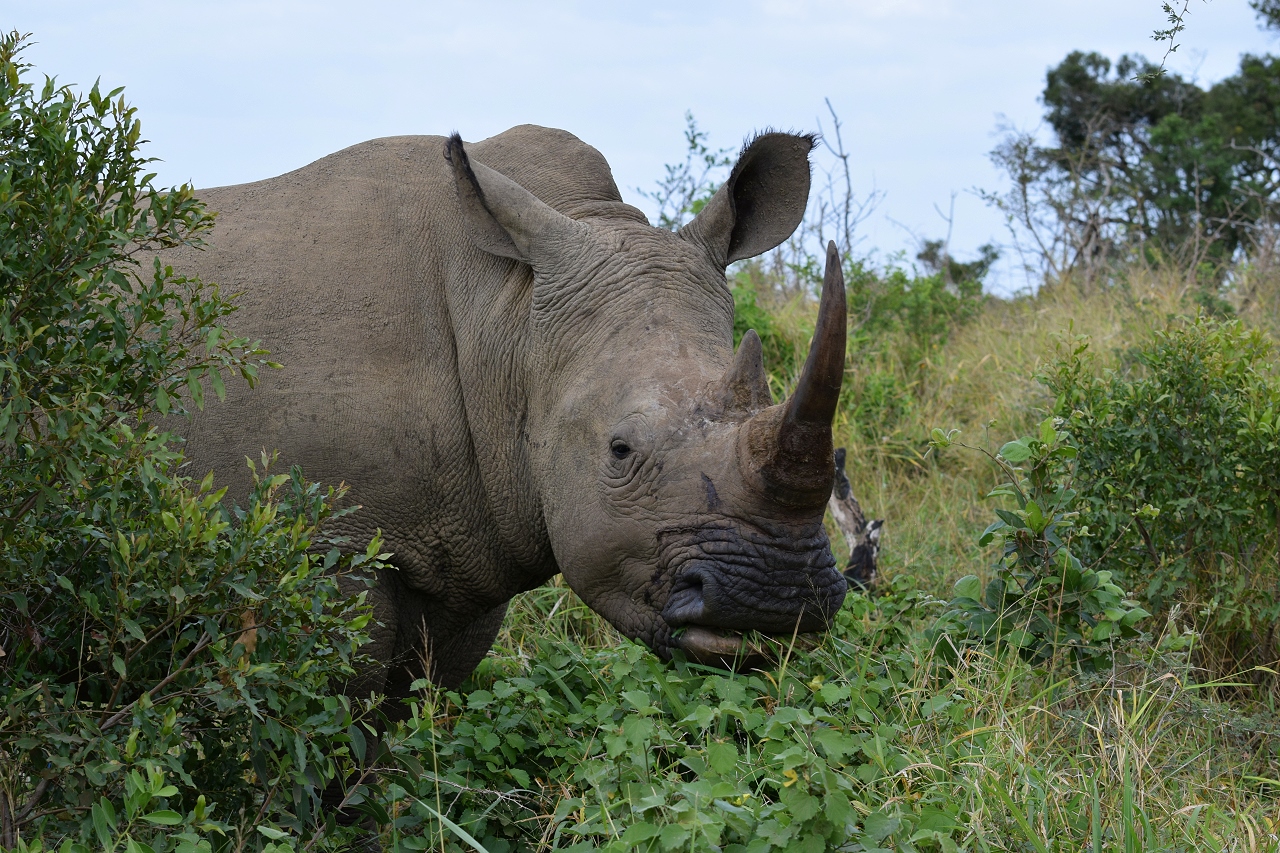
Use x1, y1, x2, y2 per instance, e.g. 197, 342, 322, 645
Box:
678, 132, 815, 267
444, 133, 586, 264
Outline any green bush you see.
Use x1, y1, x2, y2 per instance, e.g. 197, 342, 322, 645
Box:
0, 32, 383, 851
929, 420, 1149, 670
1042, 317, 1280, 675
847, 261, 987, 366
729, 278, 807, 393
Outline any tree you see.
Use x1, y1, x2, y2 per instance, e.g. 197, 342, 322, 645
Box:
1252, 0, 1280, 31
916, 240, 999, 295
988, 48, 1280, 286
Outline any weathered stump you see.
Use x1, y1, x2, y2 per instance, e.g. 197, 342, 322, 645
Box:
828, 447, 884, 592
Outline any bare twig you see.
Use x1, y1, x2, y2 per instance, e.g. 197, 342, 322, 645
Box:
1138, 1, 1197, 82
99, 632, 212, 731
13, 777, 49, 827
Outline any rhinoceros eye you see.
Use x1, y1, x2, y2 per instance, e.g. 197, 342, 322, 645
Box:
610, 439, 633, 460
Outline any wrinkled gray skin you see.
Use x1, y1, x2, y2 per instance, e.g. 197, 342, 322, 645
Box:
171, 124, 848, 703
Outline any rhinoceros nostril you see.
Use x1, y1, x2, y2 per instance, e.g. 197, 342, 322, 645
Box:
661, 575, 707, 627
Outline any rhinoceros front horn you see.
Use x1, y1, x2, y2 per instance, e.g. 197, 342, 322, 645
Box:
740, 241, 847, 508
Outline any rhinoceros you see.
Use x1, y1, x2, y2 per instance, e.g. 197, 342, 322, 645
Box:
172, 124, 849, 699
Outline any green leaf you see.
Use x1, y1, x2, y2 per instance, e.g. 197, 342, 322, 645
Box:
1039, 418, 1057, 445
1122, 607, 1152, 627
984, 577, 1008, 611
1006, 629, 1033, 648
141, 810, 184, 826
621, 823, 662, 844
707, 740, 737, 774
977, 520, 1007, 547
186, 370, 204, 410
995, 508, 1027, 529
467, 690, 494, 710
999, 439, 1032, 462
92, 799, 118, 849
659, 823, 690, 849
916, 806, 959, 833
1024, 500, 1047, 533
953, 575, 982, 601
411, 798, 493, 852
863, 811, 900, 843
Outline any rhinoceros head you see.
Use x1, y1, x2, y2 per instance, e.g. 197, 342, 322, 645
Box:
445, 131, 848, 666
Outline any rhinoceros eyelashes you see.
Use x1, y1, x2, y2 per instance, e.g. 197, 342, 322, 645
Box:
610, 440, 633, 460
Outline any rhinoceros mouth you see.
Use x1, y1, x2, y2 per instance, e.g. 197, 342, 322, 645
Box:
675, 626, 820, 670
676, 626, 764, 668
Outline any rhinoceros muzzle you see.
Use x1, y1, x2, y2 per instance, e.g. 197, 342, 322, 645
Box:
657, 520, 846, 668
659, 522, 844, 632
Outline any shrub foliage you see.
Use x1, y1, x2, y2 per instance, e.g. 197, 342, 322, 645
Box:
929, 420, 1149, 670
1043, 317, 1280, 671
0, 32, 383, 851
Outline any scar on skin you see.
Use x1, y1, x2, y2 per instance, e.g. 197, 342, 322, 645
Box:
701, 472, 721, 511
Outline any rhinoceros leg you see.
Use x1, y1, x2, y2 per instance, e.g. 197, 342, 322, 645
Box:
346, 571, 510, 713
322, 577, 509, 843
419, 601, 510, 691
337, 567, 410, 707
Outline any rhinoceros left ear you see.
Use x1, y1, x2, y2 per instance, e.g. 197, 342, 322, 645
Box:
678, 132, 815, 267
444, 133, 587, 265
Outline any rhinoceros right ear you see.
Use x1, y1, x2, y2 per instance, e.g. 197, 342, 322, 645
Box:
444, 133, 586, 265
678, 132, 815, 267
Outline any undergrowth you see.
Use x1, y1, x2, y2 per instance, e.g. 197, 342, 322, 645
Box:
357, 257, 1280, 852
374, 578, 1280, 851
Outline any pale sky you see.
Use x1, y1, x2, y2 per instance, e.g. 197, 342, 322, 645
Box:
9, 0, 1277, 293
